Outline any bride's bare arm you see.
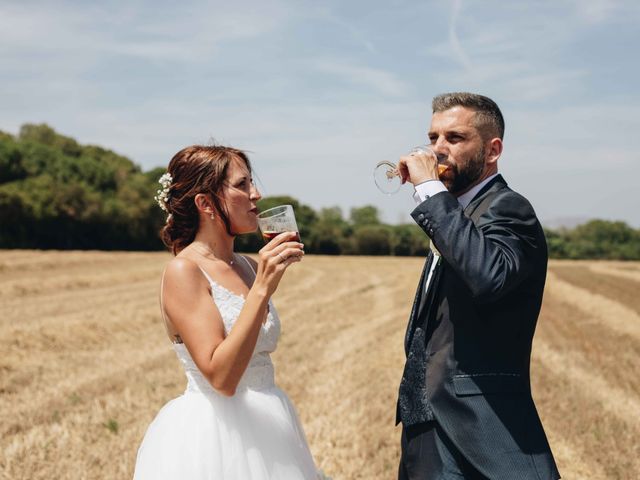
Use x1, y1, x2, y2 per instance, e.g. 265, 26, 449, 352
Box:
163, 232, 303, 396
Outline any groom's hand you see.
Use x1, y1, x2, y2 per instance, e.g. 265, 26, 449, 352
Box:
397, 150, 439, 186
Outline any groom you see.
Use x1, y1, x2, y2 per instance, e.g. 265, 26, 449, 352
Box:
395, 92, 560, 480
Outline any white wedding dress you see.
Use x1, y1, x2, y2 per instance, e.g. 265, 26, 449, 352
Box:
133, 261, 320, 479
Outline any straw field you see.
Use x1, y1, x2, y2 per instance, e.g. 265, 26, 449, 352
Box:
1, 251, 639, 479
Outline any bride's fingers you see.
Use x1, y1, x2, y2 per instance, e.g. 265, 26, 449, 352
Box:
269, 241, 304, 260
280, 252, 303, 267
259, 236, 302, 270
260, 232, 298, 252
273, 246, 304, 266
260, 246, 303, 273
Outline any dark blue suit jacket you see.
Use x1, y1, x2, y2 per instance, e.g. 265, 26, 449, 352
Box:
398, 175, 560, 480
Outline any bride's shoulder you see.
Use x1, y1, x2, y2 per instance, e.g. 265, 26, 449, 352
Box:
164, 256, 205, 286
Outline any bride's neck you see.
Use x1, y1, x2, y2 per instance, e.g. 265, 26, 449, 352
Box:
191, 228, 235, 264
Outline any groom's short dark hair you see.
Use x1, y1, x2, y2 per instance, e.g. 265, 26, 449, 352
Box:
432, 92, 505, 141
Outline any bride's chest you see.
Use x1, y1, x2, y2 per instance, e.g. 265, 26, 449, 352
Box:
211, 287, 281, 352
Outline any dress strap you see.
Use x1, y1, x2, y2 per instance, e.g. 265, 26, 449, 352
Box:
236, 254, 273, 314
160, 267, 183, 344
197, 265, 217, 285
237, 254, 256, 275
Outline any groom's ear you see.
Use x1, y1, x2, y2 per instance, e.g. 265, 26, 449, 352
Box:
486, 138, 503, 166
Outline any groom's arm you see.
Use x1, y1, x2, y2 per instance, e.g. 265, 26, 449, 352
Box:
411, 190, 544, 304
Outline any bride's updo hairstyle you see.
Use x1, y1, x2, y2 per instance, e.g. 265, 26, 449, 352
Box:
160, 145, 252, 255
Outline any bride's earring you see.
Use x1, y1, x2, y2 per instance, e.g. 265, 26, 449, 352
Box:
210, 212, 215, 220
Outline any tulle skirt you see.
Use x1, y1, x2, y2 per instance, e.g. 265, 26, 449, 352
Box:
133, 386, 319, 479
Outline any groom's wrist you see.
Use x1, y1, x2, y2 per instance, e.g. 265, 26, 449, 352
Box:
414, 180, 447, 203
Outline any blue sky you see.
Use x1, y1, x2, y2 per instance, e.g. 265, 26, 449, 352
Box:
1, 0, 639, 227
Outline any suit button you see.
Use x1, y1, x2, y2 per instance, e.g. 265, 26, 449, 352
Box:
429, 229, 434, 235
418, 213, 424, 220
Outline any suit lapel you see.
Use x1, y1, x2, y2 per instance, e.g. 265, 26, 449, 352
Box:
417, 256, 442, 320
404, 252, 432, 354
463, 174, 508, 220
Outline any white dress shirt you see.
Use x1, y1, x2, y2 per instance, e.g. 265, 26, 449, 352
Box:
413, 173, 499, 293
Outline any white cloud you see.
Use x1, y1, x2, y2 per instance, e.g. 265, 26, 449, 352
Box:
0, 0, 292, 61
448, 0, 473, 71
312, 59, 409, 97
569, 0, 620, 24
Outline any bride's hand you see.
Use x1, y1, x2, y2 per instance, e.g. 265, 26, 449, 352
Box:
253, 232, 304, 297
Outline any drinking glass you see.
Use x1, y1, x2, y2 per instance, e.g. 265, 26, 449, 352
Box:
374, 145, 448, 195
256, 205, 301, 243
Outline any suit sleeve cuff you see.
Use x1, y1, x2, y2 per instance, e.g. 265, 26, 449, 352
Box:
413, 180, 447, 204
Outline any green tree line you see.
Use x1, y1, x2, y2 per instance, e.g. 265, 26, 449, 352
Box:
1, 124, 638, 259
544, 221, 640, 260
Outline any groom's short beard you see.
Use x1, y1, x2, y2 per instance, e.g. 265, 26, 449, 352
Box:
448, 144, 486, 195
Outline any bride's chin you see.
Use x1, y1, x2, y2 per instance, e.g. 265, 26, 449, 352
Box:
234, 223, 258, 235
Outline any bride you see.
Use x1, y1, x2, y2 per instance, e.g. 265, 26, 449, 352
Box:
133, 145, 321, 479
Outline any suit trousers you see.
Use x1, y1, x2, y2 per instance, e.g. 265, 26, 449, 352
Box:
398, 421, 488, 480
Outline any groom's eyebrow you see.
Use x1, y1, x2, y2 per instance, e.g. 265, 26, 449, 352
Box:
428, 127, 470, 138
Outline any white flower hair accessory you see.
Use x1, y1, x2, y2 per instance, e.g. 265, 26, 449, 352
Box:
154, 172, 173, 213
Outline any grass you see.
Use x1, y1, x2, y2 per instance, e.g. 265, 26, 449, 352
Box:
0, 252, 638, 479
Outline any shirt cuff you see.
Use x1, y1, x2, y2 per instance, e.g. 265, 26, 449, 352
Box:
413, 180, 447, 204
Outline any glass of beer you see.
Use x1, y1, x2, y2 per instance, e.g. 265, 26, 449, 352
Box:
374, 145, 448, 195
256, 205, 301, 243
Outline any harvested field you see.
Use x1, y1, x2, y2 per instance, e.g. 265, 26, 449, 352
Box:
1, 252, 638, 479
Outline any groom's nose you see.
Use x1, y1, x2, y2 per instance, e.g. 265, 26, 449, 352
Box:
430, 139, 448, 159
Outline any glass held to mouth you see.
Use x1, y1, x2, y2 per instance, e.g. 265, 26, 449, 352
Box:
256, 205, 301, 243
374, 145, 449, 195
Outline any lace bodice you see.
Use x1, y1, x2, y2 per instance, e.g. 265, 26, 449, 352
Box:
173, 262, 281, 395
